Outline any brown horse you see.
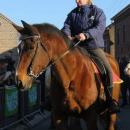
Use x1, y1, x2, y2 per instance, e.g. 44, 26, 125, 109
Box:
14, 21, 121, 130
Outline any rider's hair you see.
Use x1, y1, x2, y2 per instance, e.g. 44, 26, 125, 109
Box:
88, 0, 92, 5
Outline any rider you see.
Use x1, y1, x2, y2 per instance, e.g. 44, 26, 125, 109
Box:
61, 0, 120, 114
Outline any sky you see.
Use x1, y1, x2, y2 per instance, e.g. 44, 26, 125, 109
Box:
0, 0, 130, 29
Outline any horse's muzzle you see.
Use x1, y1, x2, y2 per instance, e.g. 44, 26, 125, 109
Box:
15, 75, 24, 90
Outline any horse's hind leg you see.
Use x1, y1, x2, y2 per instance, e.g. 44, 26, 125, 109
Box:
109, 114, 117, 130
108, 83, 121, 130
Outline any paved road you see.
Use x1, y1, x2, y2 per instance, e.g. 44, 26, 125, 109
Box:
33, 106, 130, 130
38, 106, 130, 130
7, 105, 130, 130
116, 105, 130, 130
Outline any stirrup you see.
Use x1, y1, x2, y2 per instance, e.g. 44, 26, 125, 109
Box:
108, 99, 120, 114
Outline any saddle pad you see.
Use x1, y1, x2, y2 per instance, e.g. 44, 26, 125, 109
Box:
91, 62, 123, 84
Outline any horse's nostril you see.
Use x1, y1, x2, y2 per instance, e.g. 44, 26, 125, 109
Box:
18, 80, 21, 85
16, 78, 23, 89
18, 80, 23, 88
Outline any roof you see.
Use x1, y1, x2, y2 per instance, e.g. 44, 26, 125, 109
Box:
111, 4, 130, 20
106, 22, 114, 29
0, 13, 15, 24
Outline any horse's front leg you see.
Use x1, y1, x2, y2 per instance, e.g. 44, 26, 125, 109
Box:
52, 111, 69, 130
84, 115, 98, 130
83, 105, 98, 130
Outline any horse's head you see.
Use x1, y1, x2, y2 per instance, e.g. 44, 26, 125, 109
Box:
14, 21, 50, 89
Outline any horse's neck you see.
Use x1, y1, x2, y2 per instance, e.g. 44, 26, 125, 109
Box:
44, 36, 92, 88
52, 48, 85, 88
52, 42, 68, 60
42, 35, 68, 61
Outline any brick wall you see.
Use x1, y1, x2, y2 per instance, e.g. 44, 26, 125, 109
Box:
0, 13, 18, 60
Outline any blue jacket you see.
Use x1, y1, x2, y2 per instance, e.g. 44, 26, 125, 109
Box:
61, 5, 106, 49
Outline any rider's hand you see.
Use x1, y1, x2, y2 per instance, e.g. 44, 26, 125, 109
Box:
75, 33, 87, 41
68, 36, 78, 47
68, 36, 75, 41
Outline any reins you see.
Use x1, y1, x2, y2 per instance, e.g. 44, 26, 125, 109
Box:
20, 35, 81, 79
51, 40, 81, 65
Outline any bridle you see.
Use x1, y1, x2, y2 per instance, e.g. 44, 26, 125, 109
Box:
19, 35, 81, 79
19, 35, 51, 79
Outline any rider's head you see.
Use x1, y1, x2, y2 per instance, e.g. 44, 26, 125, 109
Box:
75, 0, 92, 7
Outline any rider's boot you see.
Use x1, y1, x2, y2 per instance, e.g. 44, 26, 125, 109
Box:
105, 86, 120, 114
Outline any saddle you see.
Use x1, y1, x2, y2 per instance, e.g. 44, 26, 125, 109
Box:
78, 47, 123, 85
91, 56, 123, 85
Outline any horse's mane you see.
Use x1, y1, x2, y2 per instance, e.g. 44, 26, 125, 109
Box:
33, 23, 71, 46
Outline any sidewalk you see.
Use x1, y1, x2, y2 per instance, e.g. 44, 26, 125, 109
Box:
116, 105, 130, 130
32, 110, 51, 130
4, 110, 51, 130
4, 105, 130, 130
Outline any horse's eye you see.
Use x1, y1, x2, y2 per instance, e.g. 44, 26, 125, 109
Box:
24, 39, 35, 50
26, 44, 34, 50
30, 38, 34, 42
30, 44, 34, 49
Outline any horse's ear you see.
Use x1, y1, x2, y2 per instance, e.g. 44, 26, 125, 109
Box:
12, 23, 24, 33
21, 20, 31, 29
21, 20, 39, 35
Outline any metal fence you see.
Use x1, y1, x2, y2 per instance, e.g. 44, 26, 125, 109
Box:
0, 81, 44, 129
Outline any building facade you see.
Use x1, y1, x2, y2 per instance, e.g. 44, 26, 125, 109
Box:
0, 13, 18, 60
104, 23, 115, 57
111, 4, 130, 61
